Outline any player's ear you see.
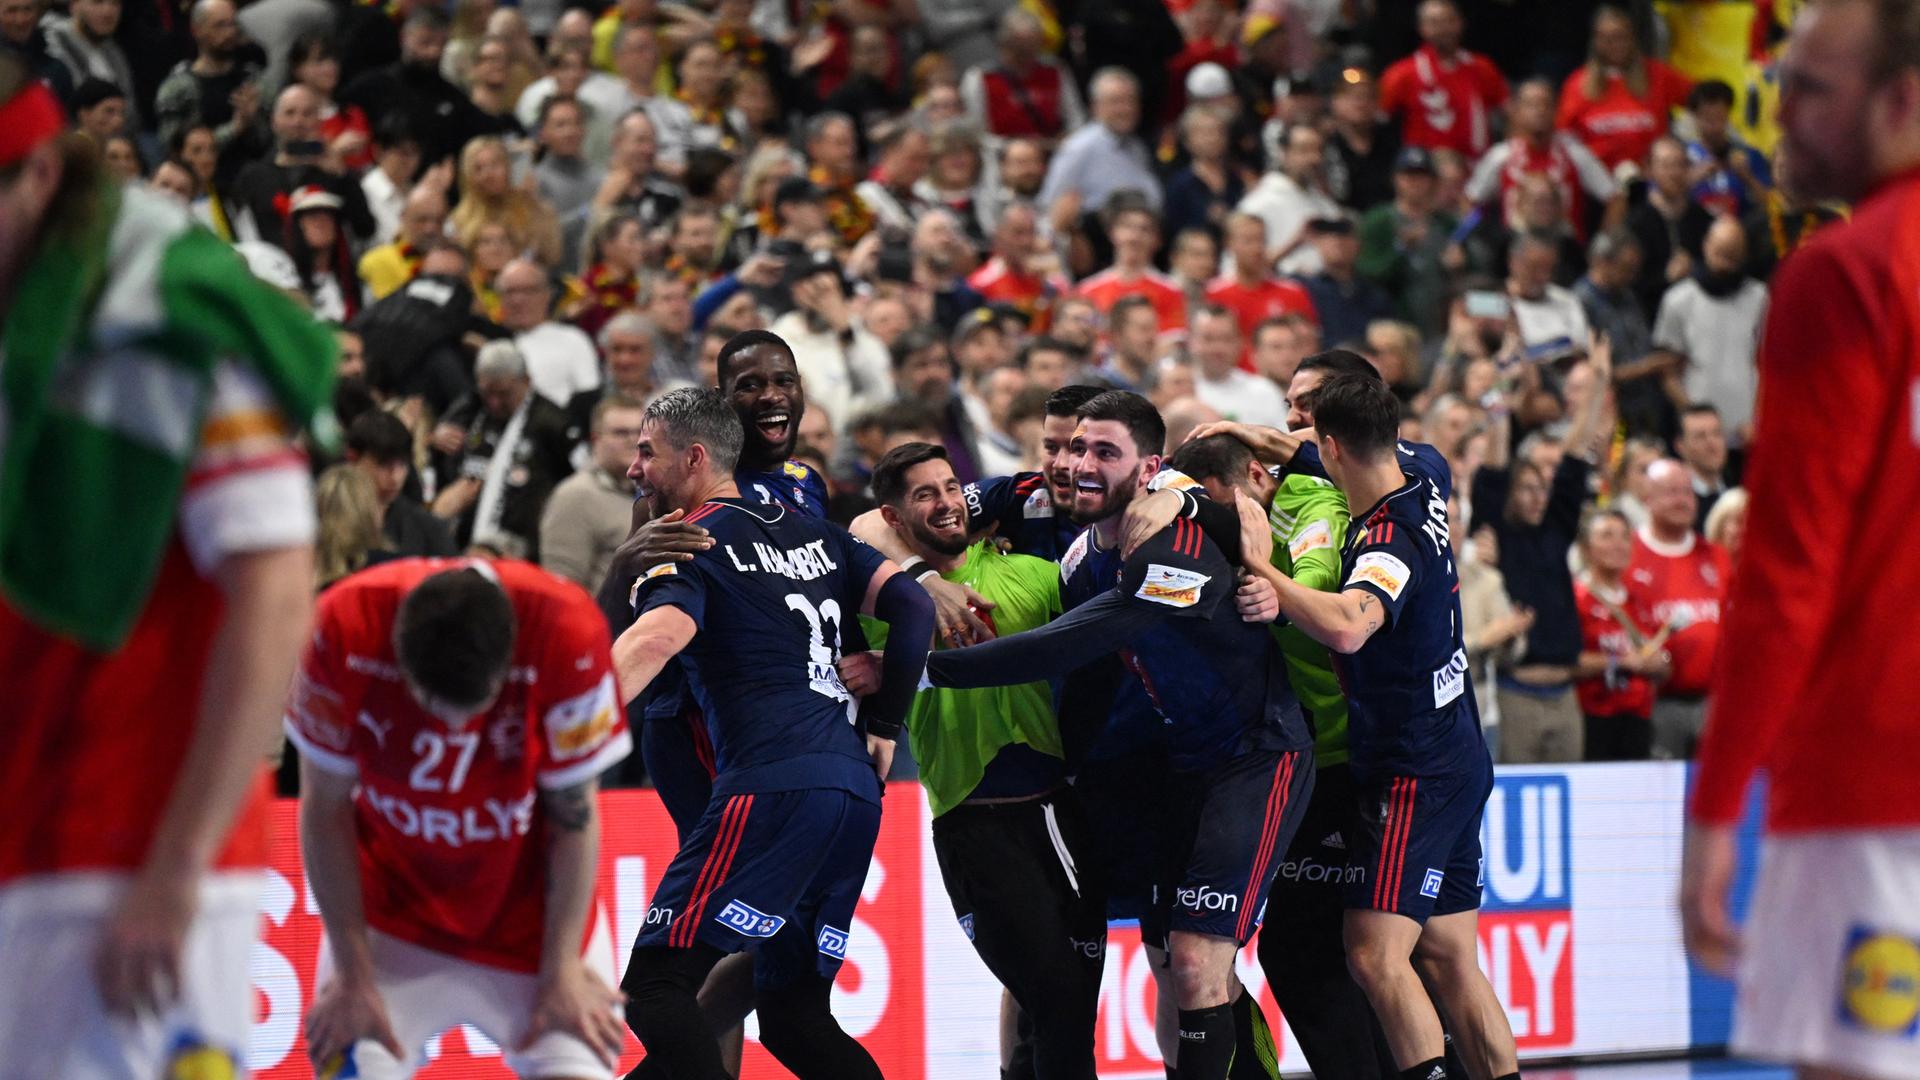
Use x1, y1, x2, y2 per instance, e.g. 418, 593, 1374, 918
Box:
877, 503, 903, 530
1142, 453, 1163, 482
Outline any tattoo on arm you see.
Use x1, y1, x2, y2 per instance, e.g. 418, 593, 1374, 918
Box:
541, 782, 593, 831
1356, 594, 1377, 616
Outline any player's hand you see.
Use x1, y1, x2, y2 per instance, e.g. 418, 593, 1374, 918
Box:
1235, 491, 1276, 568
1235, 572, 1280, 624
838, 650, 883, 695
94, 863, 198, 1016
611, 508, 714, 577
923, 575, 995, 646
1185, 420, 1299, 466
1680, 822, 1742, 977
865, 732, 896, 779
1118, 488, 1184, 559
306, 973, 405, 1067
521, 962, 627, 1066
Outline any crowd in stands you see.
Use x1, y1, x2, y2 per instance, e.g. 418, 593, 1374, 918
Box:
8, 0, 1820, 768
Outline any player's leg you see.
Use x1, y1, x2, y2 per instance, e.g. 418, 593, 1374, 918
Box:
697, 952, 753, 1075
1002, 991, 1037, 1080
1343, 910, 1442, 1074
1411, 910, 1517, 1080
622, 943, 729, 1080
1257, 762, 1399, 1080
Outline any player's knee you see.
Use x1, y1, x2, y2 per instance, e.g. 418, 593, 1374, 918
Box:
755, 977, 838, 1057
1344, 934, 1406, 995
1166, 941, 1231, 1007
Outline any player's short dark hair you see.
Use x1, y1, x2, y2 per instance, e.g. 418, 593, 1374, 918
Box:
1076, 390, 1166, 457
1044, 382, 1104, 418
871, 441, 951, 508
644, 386, 744, 473
715, 328, 796, 388
1297, 348, 1381, 382
345, 409, 412, 464
394, 568, 517, 709
1167, 433, 1255, 487
1312, 373, 1401, 461
1688, 79, 1736, 111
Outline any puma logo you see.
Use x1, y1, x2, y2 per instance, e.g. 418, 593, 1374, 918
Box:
357, 710, 394, 748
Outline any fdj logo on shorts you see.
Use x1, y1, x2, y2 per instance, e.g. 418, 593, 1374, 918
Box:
715, 899, 787, 938
1478, 773, 1574, 1049
1838, 926, 1920, 1036
817, 924, 850, 960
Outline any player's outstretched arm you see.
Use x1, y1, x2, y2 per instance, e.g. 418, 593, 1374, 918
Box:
1185, 420, 1305, 466
95, 545, 314, 1018
526, 778, 628, 1065
300, 759, 405, 1067
925, 591, 1159, 690
612, 606, 699, 706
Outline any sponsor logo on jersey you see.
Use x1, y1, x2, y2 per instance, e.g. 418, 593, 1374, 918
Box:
545, 675, 618, 759
644, 905, 674, 928
1433, 648, 1468, 708
818, 924, 850, 959
1023, 486, 1054, 518
958, 913, 976, 941
362, 787, 537, 847
1288, 519, 1334, 561
354, 710, 393, 750
643, 562, 678, 580
1839, 927, 1920, 1035
1176, 884, 1240, 913
1060, 529, 1093, 584
1276, 856, 1364, 885
289, 669, 352, 751
1421, 868, 1445, 898
1137, 564, 1209, 608
716, 900, 786, 938
1348, 551, 1411, 600
783, 461, 811, 481
1321, 830, 1346, 850
1070, 936, 1104, 959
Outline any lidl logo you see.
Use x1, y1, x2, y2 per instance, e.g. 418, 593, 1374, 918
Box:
1839, 926, 1920, 1036
1478, 774, 1574, 1049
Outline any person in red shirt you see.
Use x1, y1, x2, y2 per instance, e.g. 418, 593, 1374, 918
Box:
289, 559, 632, 1078
1466, 78, 1623, 243
1682, 6, 1920, 1080
1206, 211, 1318, 371
1075, 202, 1189, 336
1555, 7, 1692, 171
1571, 510, 1669, 761
958, 8, 1085, 146
1378, 0, 1509, 159
967, 201, 1069, 333
1626, 459, 1729, 760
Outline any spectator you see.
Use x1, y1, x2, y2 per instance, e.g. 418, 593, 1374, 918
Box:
2, 0, 75, 104
573, 212, 646, 341
1251, 312, 1317, 388
1089, 294, 1155, 390
771, 251, 892, 430
1016, 334, 1078, 391
1167, 227, 1218, 310
1455, 497, 1531, 734
313, 464, 390, 590
891, 324, 982, 483
1301, 214, 1394, 349
1684, 79, 1771, 218
1467, 77, 1620, 244
343, 409, 457, 559
70, 76, 126, 145
153, 0, 262, 156
516, 39, 625, 143
1074, 200, 1186, 334
1555, 5, 1692, 171
959, 8, 1083, 147
284, 185, 362, 321
540, 395, 644, 592
1163, 94, 1250, 241
463, 32, 527, 123
967, 201, 1067, 333
531, 94, 606, 230
351, 241, 488, 413
1358, 146, 1457, 339
856, 122, 933, 232
1628, 459, 1730, 759
466, 220, 515, 320
911, 207, 986, 331
359, 185, 445, 301
1188, 303, 1287, 428
1507, 229, 1590, 360
564, 311, 659, 447
1208, 211, 1319, 369
803, 110, 875, 244
99, 132, 141, 179
824, 25, 910, 135
1740, 150, 1842, 281
1701, 485, 1746, 563
1572, 509, 1667, 761
1378, 0, 1507, 159
228, 84, 376, 249
978, 134, 1045, 230
429, 340, 575, 559
359, 115, 426, 247
644, 271, 700, 383
1626, 136, 1713, 318
914, 120, 989, 244
1575, 227, 1673, 440
287, 34, 371, 172
1608, 435, 1665, 529
592, 108, 685, 230
1651, 217, 1767, 444
1039, 66, 1162, 236
149, 157, 196, 202
44, 0, 141, 133
1674, 403, 1733, 528
340, 6, 511, 169
497, 258, 600, 407
1323, 65, 1399, 212
1237, 121, 1341, 277
449, 135, 563, 268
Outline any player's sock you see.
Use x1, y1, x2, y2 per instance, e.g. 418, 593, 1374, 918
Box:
1176, 1004, 1237, 1080
1400, 1057, 1448, 1080
1228, 990, 1280, 1080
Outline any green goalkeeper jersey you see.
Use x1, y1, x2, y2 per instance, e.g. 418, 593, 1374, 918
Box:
1267, 473, 1353, 767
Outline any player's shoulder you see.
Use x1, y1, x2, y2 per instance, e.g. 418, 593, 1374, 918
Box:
493, 558, 600, 613
1060, 526, 1096, 583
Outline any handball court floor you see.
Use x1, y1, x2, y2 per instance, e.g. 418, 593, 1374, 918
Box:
1509, 1059, 1790, 1080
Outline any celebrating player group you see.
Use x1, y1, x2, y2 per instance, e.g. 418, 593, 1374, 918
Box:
255, 328, 1522, 1080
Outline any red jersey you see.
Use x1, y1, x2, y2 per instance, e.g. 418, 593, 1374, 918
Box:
1468, 135, 1617, 243
283, 558, 631, 972
1205, 273, 1318, 371
1691, 165, 1920, 833
1573, 581, 1657, 718
1379, 45, 1509, 158
1627, 529, 1730, 698
969, 255, 1068, 333
979, 62, 1075, 140
1555, 61, 1692, 169
0, 367, 312, 886
1076, 267, 1188, 335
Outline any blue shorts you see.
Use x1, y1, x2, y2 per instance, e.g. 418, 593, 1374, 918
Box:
635, 786, 880, 990
640, 704, 715, 841
1142, 747, 1315, 949
1344, 753, 1493, 922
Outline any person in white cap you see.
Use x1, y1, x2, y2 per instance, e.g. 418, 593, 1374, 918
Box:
285, 184, 366, 322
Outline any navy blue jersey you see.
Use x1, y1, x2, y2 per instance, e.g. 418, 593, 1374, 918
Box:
1290, 440, 1453, 502
635, 498, 889, 800
1330, 444, 1485, 780
962, 471, 1081, 561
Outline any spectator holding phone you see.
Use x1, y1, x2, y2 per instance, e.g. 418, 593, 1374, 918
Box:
228, 83, 377, 250
1507, 229, 1591, 362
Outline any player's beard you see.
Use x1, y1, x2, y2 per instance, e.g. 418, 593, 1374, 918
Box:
908, 510, 969, 558
1069, 465, 1140, 525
